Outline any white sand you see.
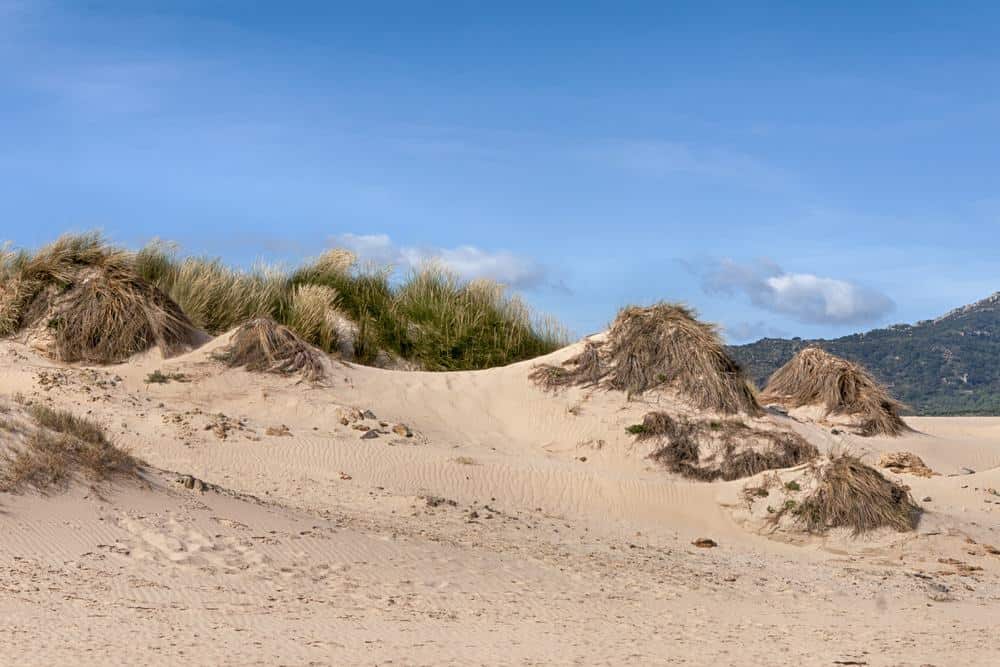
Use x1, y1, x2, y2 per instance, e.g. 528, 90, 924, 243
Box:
2, 336, 999, 665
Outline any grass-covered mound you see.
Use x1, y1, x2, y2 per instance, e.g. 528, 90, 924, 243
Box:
794, 454, 921, 534
215, 317, 328, 381
137, 241, 566, 370
632, 412, 817, 481
0, 398, 140, 492
761, 347, 908, 436
531, 303, 760, 415
0, 234, 200, 363
2, 233, 567, 371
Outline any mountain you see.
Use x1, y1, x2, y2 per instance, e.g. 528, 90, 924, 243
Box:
728, 292, 1000, 416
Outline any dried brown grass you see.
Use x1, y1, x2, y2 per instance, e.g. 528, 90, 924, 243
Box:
528, 341, 603, 389
1, 403, 140, 492
216, 317, 327, 381
0, 233, 200, 363
761, 347, 907, 436
530, 304, 760, 415
638, 412, 817, 481
794, 453, 920, 534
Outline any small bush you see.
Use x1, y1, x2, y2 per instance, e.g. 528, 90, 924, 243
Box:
762, 347, 908, 436
216, 317, 327, 381
794, 454, 920, 534
530, 303, 759, 415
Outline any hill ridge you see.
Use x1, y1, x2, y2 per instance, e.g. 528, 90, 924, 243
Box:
729, 291, 1000, 415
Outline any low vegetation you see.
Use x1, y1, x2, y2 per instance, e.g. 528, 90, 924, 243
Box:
532, 303, 760, 415
632, 411, 817, 481
214, 317, 329, 381
761, 347, 908, 436
1, 233, 565, 370
0, 400, 140, 492
793, 453, 921, 534
0, 233, 200, 363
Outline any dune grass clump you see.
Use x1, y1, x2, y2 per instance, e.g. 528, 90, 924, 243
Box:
0, 233, 200, 363
794, 453, 920, 534
396, 268, 566, 370
215, 317, 328, 381
529, 341, 603, 390
4, 233, 566, 371
761, 347, 908, 436
0, 401, 140, 492
531, 303, 760, 415
635, 411, 817, 481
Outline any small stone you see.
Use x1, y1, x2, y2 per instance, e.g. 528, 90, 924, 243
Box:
361, 430, 380, 439
960, 467, 976, 475
922, 496, 932, 502
392, 424, 412, 438
830, 428, 842, 435
362, 410, 377, 420
692, 538, 717, 548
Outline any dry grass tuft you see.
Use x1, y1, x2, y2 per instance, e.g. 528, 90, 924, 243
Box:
216, 317, 328, 381
0, 233, 200, 363
287, 284, 341, 353
794, 453, 920, 534
761, 347, 908, 436
1, 403, 140, 492
528, 341, 603, 390
530, 303, 760, 415
638, 412, 817, 481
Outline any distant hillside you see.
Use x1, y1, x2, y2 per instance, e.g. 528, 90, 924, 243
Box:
728, 293, 1000, 416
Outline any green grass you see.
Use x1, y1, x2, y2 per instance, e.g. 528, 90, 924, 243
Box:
5, 233, 568, 371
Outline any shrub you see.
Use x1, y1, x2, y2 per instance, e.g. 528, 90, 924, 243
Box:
762, 347, 908, 436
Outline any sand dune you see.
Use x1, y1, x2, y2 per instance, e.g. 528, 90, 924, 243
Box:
2, 333, 1000, 665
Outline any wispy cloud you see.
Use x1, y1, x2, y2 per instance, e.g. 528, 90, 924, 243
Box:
596, 140, 792, 190
687, 257, 895, 325
331, 233, 552, 290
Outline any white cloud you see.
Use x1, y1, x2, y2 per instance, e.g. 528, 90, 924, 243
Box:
331, 233, 549, 290
694, 257, 895, 325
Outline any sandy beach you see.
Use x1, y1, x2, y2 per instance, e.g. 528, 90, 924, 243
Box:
2, 335, 998, 666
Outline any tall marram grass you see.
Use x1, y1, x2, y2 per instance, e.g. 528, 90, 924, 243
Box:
4, 233, 568, 370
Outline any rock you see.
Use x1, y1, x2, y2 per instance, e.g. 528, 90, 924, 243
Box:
265, 425, 292, 437
960, 467, 976, 475
392, 423, 412, 438
692, 538, 717, 548
830, 428, 842, 435
922, 496, 932, 502
765, 404, 788, 415
361, 409, 377, 420
878, 451, 936, 478
360, 430, 380, 439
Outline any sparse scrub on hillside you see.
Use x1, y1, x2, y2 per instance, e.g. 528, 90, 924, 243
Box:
531, 303, 759, 415
0, 401, 140, 492
761, 347, 908, 436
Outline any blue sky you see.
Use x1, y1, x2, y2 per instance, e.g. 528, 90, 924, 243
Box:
2, 1, 998, 341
